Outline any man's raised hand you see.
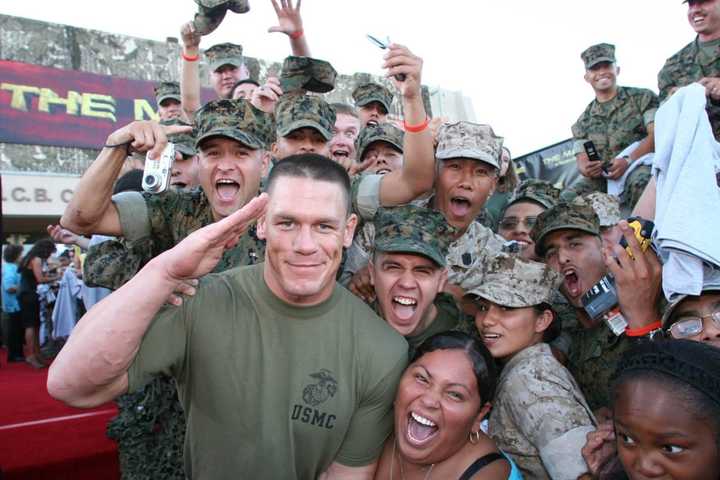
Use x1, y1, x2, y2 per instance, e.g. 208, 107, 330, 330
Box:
105, 121, 193, 159
382, 44, 423, 100
268, 0, 304, 37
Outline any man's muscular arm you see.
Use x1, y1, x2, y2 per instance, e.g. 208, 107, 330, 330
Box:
180, 21, 203, 119
48, 194, 268, 408
60, 121, 191, 236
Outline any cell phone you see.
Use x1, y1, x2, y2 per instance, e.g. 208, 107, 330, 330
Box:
366, 34, 406, 81
142, 143, 175, 194
583, 140, 611, 174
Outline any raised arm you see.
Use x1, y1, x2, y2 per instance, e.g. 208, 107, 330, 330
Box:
269, 0, 310, 57
377, 44, 435, 205
59, 121, 191, 236
180, 21, 203, 119
48, 194, 268, 408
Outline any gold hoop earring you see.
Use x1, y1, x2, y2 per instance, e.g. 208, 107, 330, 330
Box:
469, 430, 480, 444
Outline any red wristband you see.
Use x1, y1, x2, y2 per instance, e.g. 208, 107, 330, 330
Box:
182, 51, 199, 62
625, 321, 662, 337
289, 29, 304, 40
403, 116, 430, 133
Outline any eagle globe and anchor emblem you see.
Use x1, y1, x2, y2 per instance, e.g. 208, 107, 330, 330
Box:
302, 369, 338, 407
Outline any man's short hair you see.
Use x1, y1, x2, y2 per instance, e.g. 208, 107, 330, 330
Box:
3, 244, 23, 264
266, 154, 351, 215
330, 103, 358, 119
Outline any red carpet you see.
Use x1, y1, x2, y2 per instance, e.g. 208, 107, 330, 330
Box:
0, 349, 120, 480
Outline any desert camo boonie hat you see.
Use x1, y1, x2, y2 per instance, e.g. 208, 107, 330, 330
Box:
355, 123, 404, 162
280, 56, 337, 94
194, 98, 274, 150
584, 192, 621, 227
461, 253, 562, 308
275, 93, 336, 141
435, 122, 504, 169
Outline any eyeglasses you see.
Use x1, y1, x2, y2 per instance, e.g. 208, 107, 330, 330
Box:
667, 307, 720, 339
499, 216, 538, 231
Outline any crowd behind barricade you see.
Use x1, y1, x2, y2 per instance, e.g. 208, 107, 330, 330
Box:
2, 0, 720, 478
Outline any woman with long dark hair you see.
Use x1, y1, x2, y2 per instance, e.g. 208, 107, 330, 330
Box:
18, 238, 57, 368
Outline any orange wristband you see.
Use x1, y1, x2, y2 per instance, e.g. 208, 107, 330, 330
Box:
625, 321, 662, 337
290, 29, 304, 40
182, 51, 199, 62
403, 116, 430, 133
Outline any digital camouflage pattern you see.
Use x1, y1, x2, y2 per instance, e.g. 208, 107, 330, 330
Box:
568, 324, 637, 411
275, 92, 336, 141
279, 56, 337, 94
435, 122, 503, 170
355, 122, 404, 162
584, 192, 621, 227
570, 86, 658, 208
204, 42, 244, 72
530, 200, 600, 257
373, 205, 456, 267
489, 343, 595, 479
194, 98, 274, 149
445, 221, 506, 287
461, 253, 562, 308
154, 81, 180, 106
193, 1, 250, 36
506, 178, 561, 210
581, 43, 616, 69
160, 119, 197, 157
93, 187, 266, 480
351, 82, 394, 113
658, 37, 720, 140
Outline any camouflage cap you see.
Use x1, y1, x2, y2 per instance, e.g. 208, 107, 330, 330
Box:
275, 92, 336, 141
584, 192, 621, 227
205, 42, 244, 72
280, 56, 337, 94
194, 98, 274, 150
355, 123, 404, 161
581, 43, 616, 69
192, 1, 250, 36
160, 119, 197, 157
462, 253, 562, 308
373, 205, 456, 267
154, 81, 181, 106
530, 200, 601, 257
352, 83, 394, 113
507, 179, 561, 210
435, 122, 504, 169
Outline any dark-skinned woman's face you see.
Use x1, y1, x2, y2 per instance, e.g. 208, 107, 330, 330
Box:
614, 377, 720, 480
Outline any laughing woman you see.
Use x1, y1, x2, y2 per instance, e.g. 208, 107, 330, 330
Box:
375, 331, 521, 479
461, 254, 595, 480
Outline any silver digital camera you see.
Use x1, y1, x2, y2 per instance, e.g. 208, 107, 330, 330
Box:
142, 143, 175, 194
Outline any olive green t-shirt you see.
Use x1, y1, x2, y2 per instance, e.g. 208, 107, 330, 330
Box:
128, 263, 408, 479
405, 293, 468, 358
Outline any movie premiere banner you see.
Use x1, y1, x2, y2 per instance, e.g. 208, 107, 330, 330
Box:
514, 138, 581, 189
0, 60, 215, 150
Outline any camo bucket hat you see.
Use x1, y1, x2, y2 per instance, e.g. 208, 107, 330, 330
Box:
193, 1, 250, 36
583, 192, 621, 227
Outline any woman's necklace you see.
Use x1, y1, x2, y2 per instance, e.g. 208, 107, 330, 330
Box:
390, 439, 435, 480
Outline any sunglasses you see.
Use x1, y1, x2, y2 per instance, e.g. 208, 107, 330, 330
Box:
499, 216, 538, 231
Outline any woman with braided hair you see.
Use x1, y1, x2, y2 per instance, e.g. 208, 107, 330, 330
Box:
583, 339, 720, 479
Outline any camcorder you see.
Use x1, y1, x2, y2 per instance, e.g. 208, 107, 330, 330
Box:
583, 140, 612, 175
581, 217, 655, 336
142, 143, 175, 194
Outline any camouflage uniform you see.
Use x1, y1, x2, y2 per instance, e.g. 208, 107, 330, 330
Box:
204, 42, 244, 73
584, 191, 621, 228
370, 205, 469, 356
100, 99, 272, 480
531, 200, 637, 411
154, 81, 181, 107
658, 35, 720, 140
192, 1, 250, 36
279, 56, 337, 94
462, 254, 595, 479
352, 83, 394, 113
571, 43, 659, 210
